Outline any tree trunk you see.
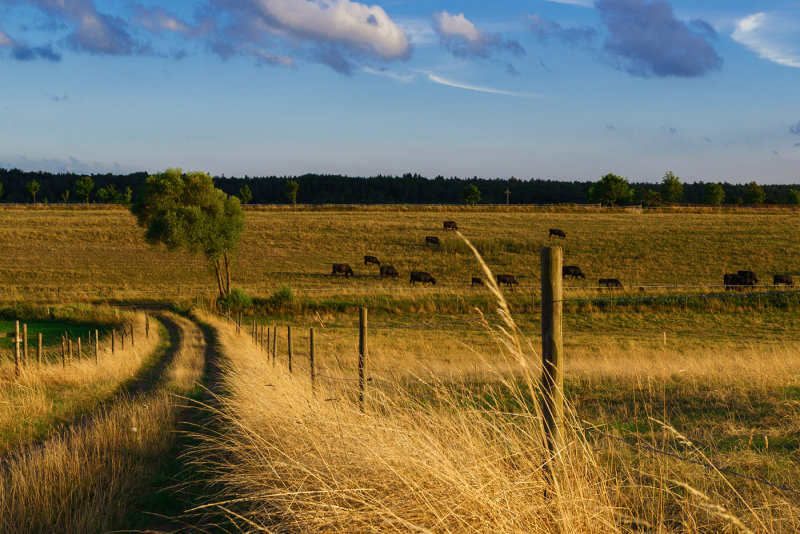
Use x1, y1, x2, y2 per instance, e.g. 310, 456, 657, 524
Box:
213, 259, 225, 297
224, 253, 232, 295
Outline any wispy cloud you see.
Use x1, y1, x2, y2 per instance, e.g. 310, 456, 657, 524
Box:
527, 14, 596, 44
545, 0, 594, 6
732, 12, 800, 68
431, 10, 524, 59
0, 30, 12, 47
362, 66, 415, 82
791, 121, 800, 135
424, 72, 545, 98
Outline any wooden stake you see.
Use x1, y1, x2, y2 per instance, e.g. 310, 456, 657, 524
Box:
272, 326, 276, 367
13, 321, 20, 378
68, 338, 73, 363
287, 325, 293, 373
95, 329, 99, 363
541, 246, 564, 461
359, 307, 368, 412
61, 336, 65, 367
111, 329, 115, 354
130, 322, 134, 347
145, 315, 149, 339
22, 323, 28, 366
78, 337, 82, 359
37, 332, 42, 366
310, 327, 316, 394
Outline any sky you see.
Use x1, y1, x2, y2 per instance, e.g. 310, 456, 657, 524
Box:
0, 0, 799, 184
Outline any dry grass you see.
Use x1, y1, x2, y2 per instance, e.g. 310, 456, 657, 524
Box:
0, 312, 159, 453
0, 312, 207, 533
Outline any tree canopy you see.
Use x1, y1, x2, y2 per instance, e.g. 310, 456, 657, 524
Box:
132, 169, 244, 296
589, 173, 632, 205
703, 183, 725, 205
660, 171, 683, 203
744, 181, 766, 204
75, 176, 94, 204
285, 179, 299, 206
463, 184, 481, 205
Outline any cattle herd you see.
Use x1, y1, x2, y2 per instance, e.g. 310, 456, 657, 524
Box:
329, 222, 795, 291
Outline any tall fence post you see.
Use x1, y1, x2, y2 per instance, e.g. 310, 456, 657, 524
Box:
541, 246, 564, 462
61, 335, 66, 367
309, 327, 316, 394
131, 322, 134, 347
68, 337, 73, 363
272, 326, 277, 367
359, 307, 368, 413
145, 315, 150, 339
22, 323, 28, 367
95, 329, 99, 363
287, 325, 293, 373
37, 332, 42, 366
78, 337, 82, 360
252, 317, 257, 340
14, 321, 20, 378
111, 329, 115, 354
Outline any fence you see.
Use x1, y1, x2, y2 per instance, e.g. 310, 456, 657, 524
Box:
1, 316, 150, 378
228, 246, 800, 497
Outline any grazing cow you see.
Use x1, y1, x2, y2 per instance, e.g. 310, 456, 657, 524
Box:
443, 220, 458, 231
425, 236, 440, 246
737, 270, 758, 286
410, 271, 436, 286
364, 255, 380, 266
331, 263, 354, 278
562, 265, 585, 279
549, 228, 566, 239
724, 273, 741, 290
471, 277, 484, 287
380, 265, 398, 279
774, 274, 794, 286
496, 274, 519, 290
599, 278, 623, 289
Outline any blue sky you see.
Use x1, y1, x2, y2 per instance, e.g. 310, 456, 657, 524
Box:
0, 0, 799, 183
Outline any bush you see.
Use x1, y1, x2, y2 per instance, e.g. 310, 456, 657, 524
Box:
269, 285, 294, 308
218, 287, 253, 312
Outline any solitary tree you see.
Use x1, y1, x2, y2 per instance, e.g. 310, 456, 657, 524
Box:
75, 176, 94, 204
703, 183, 725, 205
61, 190, 70, 204
463, 184, 481, 205
589, 173, 631, 205
744, 181, 765, 204
238, 184, 253, 205
285, 179, 299, 206
26, 180, 40, 203
788, 189, 800, 205
660, 171, 683, 203
132, 169, 244, 297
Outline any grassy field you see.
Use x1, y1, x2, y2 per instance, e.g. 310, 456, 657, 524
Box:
0, 205, 799, 531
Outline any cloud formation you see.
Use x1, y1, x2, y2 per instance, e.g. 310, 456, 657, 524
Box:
596, 0, 722, 77
431, 10, 524, 59
732, 12, 800, 69
12, 43, 61, 61
791, 121, 800, 135
527, 14, 596, 44
0, 30, 12, 47
424, 72, 544, 98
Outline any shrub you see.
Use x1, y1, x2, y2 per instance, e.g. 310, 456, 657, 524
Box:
269, 285, 294, 308
218, 287, 253, 312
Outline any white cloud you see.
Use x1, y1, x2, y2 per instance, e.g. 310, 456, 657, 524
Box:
362, 66, 415, 82
432, 11, 482, 43
244, 0, 410, 60
732, 12, 800, 68
424, 72, 545, 98
545, 0, 594, 7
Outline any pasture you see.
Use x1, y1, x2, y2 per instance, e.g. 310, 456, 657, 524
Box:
0, 204, 799, 531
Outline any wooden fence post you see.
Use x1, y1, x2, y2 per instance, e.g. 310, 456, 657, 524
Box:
541, 246, 564, 462
252, 317, 256, 340
14, 321, 20, 378
61, 336, 66, 367
95, 329, 99, 363
287, 325, 293, 373
78, 337, 82, 360
131, 322, 134, 347
68, 338, 73, 363
121, 330, 125, 351
309, 327, 316, 394
266, 326, 270, 353
359, 307, 368, 412
272, 326, 277, 367
37, 332, 42, 366
145, 315, 149, 339
22, 323, 28, 366
111, 329, 115, 354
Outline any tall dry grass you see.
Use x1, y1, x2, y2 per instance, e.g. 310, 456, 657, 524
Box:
0, 312, 159, 452
0, 312, 207, 533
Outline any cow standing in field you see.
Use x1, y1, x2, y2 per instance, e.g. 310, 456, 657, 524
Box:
724, 273, 756, 289
774, 274, 794, 286
331, 264, 354, 278
599, 278, 622, 289
364, 255, 380, 266
410, 271, 436, 286
562, 265, 585, 279
380, 265, 398, 279
737, 270, 758, 286
549, 228, 566, 239
425, 236, 440, 246
496, 274, 519, 290
443, 220, 458, 231
471, 277, 484, 287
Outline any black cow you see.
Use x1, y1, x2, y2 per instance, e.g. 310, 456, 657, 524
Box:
562, 265, 585, 279
364, 255, 380, 266
549, 228, 566, 239
774, 274, 794, 286
724, 273, 755, 289
599, 278, 622, 289
380, 265, 398, 279
443, 220, 458, 231
737, 270, 758, 285
471, 277, 484, 287
496, 274, 519, 290
410, 271, 436, 286
331, 263, 354, 278
425, 236, 440, 246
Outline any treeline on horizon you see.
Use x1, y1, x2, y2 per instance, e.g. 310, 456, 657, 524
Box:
0, 167, 797, 205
